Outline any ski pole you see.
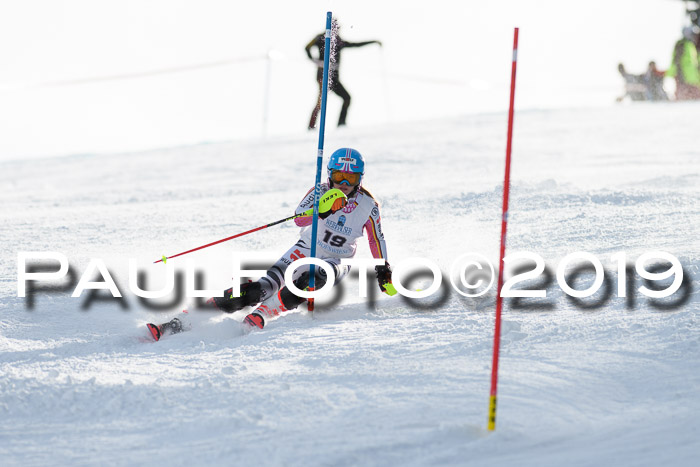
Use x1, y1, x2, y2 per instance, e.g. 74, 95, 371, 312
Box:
154, 189, 347, 264
155, 211, 308, 264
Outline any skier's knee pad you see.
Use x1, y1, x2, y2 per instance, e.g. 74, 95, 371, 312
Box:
278, 270, 328, 310
214, 281, 262, 312
294, 270, 328, 290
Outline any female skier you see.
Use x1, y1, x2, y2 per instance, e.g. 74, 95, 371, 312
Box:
220, 147, 393, 329
147, 148, 394, 340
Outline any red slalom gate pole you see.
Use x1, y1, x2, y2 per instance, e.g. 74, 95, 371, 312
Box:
488, 27, 519, 432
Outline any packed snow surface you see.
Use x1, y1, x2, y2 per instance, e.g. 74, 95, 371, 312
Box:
1, 103, 699, 466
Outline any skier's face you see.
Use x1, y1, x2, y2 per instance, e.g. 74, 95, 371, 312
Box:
336, 182, 355, 196
329, 170, 361, 196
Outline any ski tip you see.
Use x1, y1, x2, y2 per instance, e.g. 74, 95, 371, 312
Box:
146, 323, 162, 341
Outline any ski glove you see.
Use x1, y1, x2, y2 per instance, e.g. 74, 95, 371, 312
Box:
375, 262, 397, 296
302, 188, 348, 220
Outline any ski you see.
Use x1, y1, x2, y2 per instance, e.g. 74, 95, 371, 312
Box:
144, 307, 266, 342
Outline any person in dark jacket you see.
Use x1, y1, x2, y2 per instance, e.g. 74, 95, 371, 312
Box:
305, 21, 381, 129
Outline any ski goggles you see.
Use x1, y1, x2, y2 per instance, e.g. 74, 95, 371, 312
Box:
330, 170, 362, 186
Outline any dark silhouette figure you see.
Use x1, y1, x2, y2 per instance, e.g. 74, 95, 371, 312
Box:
306, 22, 381, 129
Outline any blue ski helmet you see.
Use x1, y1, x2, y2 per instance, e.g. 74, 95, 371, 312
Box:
327, 148, 365, 186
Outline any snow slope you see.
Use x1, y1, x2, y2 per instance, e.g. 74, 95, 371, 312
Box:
1, 103, 699, 466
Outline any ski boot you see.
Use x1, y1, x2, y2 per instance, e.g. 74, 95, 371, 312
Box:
207, 281, 262, 313
243, 312, 265, 329
242, 271, 326, 330
242, 288, 291, 330
146, 317, 183, 341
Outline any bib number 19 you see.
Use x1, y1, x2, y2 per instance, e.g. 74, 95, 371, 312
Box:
322, 230, 346, 248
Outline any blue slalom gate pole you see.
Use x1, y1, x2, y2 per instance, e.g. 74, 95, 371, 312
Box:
308, 11, 333, 312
